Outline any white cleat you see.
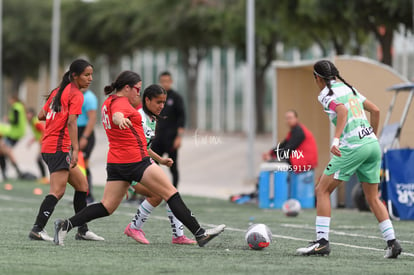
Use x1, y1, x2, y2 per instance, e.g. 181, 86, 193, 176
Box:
75, 231, 105, 241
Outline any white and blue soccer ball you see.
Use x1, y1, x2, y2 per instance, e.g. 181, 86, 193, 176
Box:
245, 223, 272, 250
282, 199, 301, 217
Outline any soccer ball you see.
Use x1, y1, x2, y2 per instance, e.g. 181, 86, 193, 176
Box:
282, 199, 301, 217
245, 223, 272, 250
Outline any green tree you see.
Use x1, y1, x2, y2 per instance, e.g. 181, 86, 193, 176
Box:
350, 0, 412, 66
3, 0, 52, 91
62, 0, 143, 76
131, 0, 226, 128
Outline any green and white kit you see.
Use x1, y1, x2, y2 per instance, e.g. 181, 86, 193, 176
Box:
318, 81, 381, 183
131, 109, 156, 187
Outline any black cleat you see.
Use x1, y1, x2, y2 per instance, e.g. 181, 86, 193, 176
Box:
384, 239, 402, 259
196, 224, 225, 247
296, 239, 331, 256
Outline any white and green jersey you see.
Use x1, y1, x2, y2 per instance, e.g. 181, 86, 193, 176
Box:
318, 81, 377, 149
138, 108, 156, 150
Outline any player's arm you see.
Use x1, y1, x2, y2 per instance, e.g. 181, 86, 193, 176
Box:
112, 112, 132, 129
68, 114, 79, 168
38, 109, 46, 121
332, 104, 348, 157
363, 99, 380, 135
148, 148, 173, 167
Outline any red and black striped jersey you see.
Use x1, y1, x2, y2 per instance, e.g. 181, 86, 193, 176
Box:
101, 95, 148, 163
41, 83, 83, 153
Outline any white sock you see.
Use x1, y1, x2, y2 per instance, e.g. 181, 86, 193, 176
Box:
316, 216, 331, 241
166, 204, 184, 238
378, 219, 396, 241
131, 199, 154, 230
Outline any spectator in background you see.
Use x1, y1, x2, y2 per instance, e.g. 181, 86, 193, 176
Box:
27, 108, 48, 184
263, 110, 318, 171
0, 95, 26, 180
152, 71, 185, 188
77, 89, 98, 204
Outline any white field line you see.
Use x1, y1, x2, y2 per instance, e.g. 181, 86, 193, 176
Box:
114, 208, 414, 258
280, 223, 414, 245
1, 194, 413, 257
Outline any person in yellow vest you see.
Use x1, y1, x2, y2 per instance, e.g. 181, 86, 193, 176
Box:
27, 108, 48, 184
0, 95, 26, 180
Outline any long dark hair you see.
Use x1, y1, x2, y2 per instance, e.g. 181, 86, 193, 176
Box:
142, 84, 167, 119
104, 71, 142, 95
313, 60, 356, 96
48, 59, 92, 112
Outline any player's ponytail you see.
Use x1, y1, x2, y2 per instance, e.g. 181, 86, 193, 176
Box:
314, 60, 357, 96
142, 84, 167, 120
336, 74, 357, 96
48, 59, 92, 112
104, 71, 142, 95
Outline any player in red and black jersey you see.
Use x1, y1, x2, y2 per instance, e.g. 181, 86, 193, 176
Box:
54, 71, 225, 247
29, 59, 103, 242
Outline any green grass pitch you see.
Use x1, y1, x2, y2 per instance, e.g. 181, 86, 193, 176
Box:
1, 180, 414, 275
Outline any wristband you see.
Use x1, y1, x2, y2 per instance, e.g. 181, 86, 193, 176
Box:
331, 138, 340, 148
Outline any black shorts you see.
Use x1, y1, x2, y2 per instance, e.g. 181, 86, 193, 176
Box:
42, 151, 71, 173
106, 157, 153, 183
78, 127, 96, 160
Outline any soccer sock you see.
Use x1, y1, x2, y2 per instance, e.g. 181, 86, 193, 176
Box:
166, 204, 184, 238
36, 155, 46, 177
167, 192, 204, 237
131, 199, 154, 230
378, 219, 396, 241
33, 194, 59, 230
73, 191, 89, 233
315, 216, 331, 241
67, 203, 109, 231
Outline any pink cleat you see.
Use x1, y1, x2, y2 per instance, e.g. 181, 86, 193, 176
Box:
172, 235, 197, 245
124, 223, 149, 244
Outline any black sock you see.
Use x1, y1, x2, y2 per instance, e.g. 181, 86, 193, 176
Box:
73, 191, 89, 233
0, 155, 7, 180
33, 195, 59, 230
167, 192, 204, 236
68, 202, 109, 230
37, 155, 46, 177
86, 168, 93, 199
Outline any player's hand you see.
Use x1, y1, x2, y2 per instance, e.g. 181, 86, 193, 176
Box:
330, 138, 341, 157
79, 137, 88, 150
119, 118, 132, 130
161, 158, 174, 167
262, 152, 271, 161
330, 145, 341, 157
71, 150, 79, 168
173, 136, 182, 150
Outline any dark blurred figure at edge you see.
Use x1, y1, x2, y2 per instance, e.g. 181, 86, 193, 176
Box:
151, 71, 186, 188
77, 88, 98, 203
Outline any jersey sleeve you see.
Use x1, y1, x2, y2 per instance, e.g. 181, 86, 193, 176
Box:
357, 91, 367, 103
69, 91, 84, 115
84, 92, 98, 112
42, 96, 52, 113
